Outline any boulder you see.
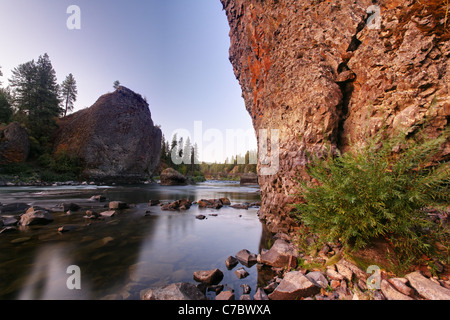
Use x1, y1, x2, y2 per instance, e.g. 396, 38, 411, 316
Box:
405, 271, 450, 300
236, 249, 258, 266
230, 203, 249, 210
381, 280, 414, 300
225, 256, 239, 270
54, 86, 161, 183
234, 267, 249, 279
161, 199, 192, 211
109, 201, 127, 210
305, 271, 328, 289
388, 278, 415, 297
142, 282, 206, 300
0, 203, 30, 215
193, 268, 224, 286
19, 210, 54, 226
240, 173, 258, 185
259, 239, 299, 268
0, 122, 30, 166
268, 271, 321, 300
198, 199, 223, 209
219, 198, 231, 205
160, 168, 187, 186
215, 291, 235, 300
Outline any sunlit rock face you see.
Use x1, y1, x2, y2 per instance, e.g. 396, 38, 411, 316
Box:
54, 86, 162, 183
221, 0, 449, 232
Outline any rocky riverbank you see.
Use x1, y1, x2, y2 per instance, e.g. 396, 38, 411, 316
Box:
140, 231, 450, 301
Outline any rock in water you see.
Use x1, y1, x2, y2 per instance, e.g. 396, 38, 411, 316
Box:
54, 86, 161, 183
160, 168, 187, 186
221, 0, 449, 233
142, 282, 206, 300
0, 122, 30, 166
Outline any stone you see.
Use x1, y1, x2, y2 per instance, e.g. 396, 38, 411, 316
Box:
161, 199, 192, 211
305, 271, 328, 289
149, 199, 160, 206
142, 282, 206, 300
241, 284, 251, 294
234, 267, 249, 279
195, 215, 206, 220
54, 86, 161, 183
63, 203, 80, 212
0, 122, 30, 166
326, 266, 345, 281
2, 217, 18, 226
253, 287, 269, 300
0, 203, 30, 215
236, 249, 258, 266
58, 225, 77, 233
388, 278, 415, 297
259, 239, 299, 268
160, 168, 187, 186
197, 199, 223, 209
240, 173, 258, 185
219, 197, 231, 205
90, 195, 106, 202
336, 261, 353, 282
100, 211, 116, 217
225, 256, 239, 270
381, 280, 414, 300
19, 210, 54, 226
109, 201, 127, 210
193, 268, 224, 286
268, 271, 321, 300
215, 291, 235, 300
405, 271, 450, 300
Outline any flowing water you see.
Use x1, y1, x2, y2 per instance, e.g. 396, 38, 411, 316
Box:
0, 181, 273, 300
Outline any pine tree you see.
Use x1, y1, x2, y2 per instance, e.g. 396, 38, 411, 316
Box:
9, 53, 61, 146
113, 80, 120, 89
61, 73, 77, 116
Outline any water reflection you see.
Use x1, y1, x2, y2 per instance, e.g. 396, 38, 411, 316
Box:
0, 182, 268, 300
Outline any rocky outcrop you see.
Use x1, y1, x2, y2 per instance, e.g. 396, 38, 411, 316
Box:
221, 0, 449, 232
0, 122, 30, 166
54, 86, 161, 183
160, 168, 187, 186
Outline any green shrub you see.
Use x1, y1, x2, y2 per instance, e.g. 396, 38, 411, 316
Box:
292, 127, 449, 264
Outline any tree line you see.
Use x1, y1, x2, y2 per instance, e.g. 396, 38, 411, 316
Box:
159, 132, 257, 179
0, 53, 77, 156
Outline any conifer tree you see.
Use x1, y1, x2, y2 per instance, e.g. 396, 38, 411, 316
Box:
61, 73, 77, 116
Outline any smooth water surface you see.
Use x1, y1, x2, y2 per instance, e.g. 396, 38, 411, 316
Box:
0, 181, 272, 300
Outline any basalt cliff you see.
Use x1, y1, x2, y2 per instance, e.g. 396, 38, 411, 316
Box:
54, 86, 162, 183
221, 0, 449, 233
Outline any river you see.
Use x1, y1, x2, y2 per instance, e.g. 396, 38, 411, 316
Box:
0, 181, 274, 300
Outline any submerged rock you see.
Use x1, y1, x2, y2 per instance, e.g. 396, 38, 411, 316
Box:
193, 268, 224, 286
142, 282, 206, 300
19, 210, 54, 226
160, 168, 187, 186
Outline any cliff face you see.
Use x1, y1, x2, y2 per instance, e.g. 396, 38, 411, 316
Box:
54, 86, 162, 182
221, 0, 449, 233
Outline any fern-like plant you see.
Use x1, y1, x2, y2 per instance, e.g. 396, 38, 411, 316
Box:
292, 127, 449, 263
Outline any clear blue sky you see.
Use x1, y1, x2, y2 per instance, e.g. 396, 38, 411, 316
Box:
0, 0, 256, 163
